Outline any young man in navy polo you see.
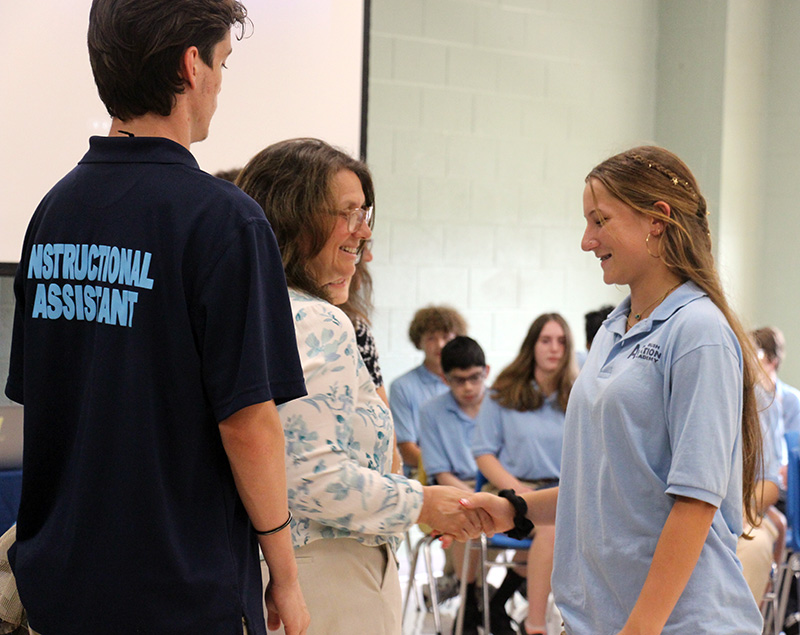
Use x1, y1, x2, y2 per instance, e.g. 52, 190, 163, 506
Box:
4, 1, 309, 633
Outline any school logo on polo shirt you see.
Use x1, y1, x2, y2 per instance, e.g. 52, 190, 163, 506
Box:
627, 342, 662, 363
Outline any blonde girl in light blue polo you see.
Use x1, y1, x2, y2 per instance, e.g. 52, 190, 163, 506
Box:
467, 146, 764, 634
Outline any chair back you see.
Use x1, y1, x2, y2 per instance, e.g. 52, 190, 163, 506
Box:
786, 430, 800, 455
786, 447, 800, 551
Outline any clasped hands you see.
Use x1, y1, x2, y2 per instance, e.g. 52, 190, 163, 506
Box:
417, 486, 517, 544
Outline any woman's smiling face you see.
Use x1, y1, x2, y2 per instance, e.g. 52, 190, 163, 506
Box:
309, 169, 372, 298
581, 178, 654, 289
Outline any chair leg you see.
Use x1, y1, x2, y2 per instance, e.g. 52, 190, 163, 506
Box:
777, 561, 794, 631
453, 539, 471, 635
402, 534, 423, 622
422, 537, 443, 635
481, 534, 491, 635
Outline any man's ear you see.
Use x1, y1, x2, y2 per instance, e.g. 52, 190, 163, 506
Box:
180, 46, 201, 90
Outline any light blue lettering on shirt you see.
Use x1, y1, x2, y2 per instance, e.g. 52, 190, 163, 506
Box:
29, 282, 142, 328
27, 243, 153, 328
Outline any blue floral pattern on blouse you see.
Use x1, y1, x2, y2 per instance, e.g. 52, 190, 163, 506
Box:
279, 290, 424, 551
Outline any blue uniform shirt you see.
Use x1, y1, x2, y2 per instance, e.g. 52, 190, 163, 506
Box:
419, 391, 479, 482
472, 389, 564, 481
389, 364, 448, 445
779, 379, 800, 434
757, 384, 784, 480
552, 281, 761, 634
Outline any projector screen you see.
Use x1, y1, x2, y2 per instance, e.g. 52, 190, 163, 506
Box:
0, 0, 368, 268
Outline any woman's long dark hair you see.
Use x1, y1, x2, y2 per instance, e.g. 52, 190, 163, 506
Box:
236, 138, 373, 302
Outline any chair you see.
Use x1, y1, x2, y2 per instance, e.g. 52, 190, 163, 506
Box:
402, 532, 444, 635
454, 471, 533, 635
402, 461, 445, 635
772, 442, 800, 634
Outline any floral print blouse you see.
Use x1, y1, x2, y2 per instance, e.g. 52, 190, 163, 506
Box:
279, 290, 424, 550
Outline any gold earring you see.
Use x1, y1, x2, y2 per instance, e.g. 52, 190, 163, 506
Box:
645, 234, 660, 258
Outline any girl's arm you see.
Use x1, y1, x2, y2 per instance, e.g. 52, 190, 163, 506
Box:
476, 454, 533, 492
462, 486, 559, 528
617, 496, 717, 635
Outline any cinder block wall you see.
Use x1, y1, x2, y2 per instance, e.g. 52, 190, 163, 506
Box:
366, 0, 657, 383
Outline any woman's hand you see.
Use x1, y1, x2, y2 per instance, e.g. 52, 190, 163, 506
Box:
460, 492, 516, 533
418, 485, 498, 540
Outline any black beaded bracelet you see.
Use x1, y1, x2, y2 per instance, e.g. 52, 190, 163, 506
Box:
497, 489, 534, 540
253, 510, 293, 536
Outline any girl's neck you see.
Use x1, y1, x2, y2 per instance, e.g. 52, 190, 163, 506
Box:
628, 272, 684, 324
534, 368, 556, 396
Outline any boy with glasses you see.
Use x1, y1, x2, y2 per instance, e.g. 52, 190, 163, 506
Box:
419, 336, 489, 635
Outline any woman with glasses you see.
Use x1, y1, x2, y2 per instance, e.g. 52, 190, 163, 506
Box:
472, 313, 577, 635
335, 239, 403, 474
237, 138, 491, 634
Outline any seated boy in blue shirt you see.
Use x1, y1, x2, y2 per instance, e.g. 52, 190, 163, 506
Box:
419, 335, 489, 635
390, 306, 467, 476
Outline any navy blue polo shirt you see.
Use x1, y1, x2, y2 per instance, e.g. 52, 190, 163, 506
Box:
5, 137, 306, 635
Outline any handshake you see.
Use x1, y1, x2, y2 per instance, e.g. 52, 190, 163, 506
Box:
416, 486, 519, 543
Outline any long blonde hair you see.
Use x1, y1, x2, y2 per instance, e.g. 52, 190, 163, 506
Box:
587, 146, 762, 527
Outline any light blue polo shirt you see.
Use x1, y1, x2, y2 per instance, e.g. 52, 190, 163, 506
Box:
472, 389, 564, 481
779, 379, 800, 434
552, 281, 762, 634
419, 391, 478, 482
757, 384, 784, 478
389, 364, 449, 445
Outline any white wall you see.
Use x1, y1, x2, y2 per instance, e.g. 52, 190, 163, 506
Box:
718, 2, 769, 318
761, 1, 800, 385
367, 0, 800, 389
367, 0, 657, 384
0, 0, 365, 264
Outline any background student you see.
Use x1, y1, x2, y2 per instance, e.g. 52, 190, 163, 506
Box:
472, 313, 576, 635
419, 335, 490, 635
390, 306, 467, 475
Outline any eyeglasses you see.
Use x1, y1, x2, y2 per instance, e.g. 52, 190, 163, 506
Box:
446, 370, 486, 387
336, 206, 374, 233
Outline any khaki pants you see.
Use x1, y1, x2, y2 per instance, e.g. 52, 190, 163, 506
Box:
737, 514, 779, 605
266, 538, 401, 635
